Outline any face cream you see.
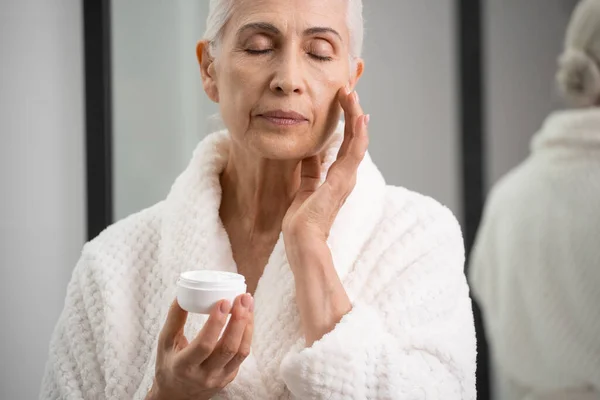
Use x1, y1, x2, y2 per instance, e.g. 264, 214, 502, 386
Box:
176, 270, 247, 314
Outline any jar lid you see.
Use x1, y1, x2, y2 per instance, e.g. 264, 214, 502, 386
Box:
178, 270, 246, 290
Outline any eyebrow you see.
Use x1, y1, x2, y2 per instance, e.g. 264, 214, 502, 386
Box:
236, 22, 343, 42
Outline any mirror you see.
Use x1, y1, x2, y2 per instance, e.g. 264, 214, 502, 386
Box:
472, 1, 600, 400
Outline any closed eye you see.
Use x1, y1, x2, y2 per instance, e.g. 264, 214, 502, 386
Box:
245, 49, 332, 62
309, 54, 333, 62
245, 49, 273, 55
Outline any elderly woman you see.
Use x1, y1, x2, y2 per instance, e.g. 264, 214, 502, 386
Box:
469, 1, 600, 399
40, 0, 476, 399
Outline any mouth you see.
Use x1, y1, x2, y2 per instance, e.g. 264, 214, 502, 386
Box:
257, 110, 309, 126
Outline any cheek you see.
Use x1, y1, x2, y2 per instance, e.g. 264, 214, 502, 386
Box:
311, 72, 345, 121
219, 60, 262, 120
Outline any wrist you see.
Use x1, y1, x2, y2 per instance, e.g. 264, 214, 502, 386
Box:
283, 225, 327, 248
284, 236, 329, 269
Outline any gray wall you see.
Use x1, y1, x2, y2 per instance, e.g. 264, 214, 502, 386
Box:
484, 0, 573, 188
112, 0, 462, 222
112, 0, 215, 220
0, 0, 85, 398
362, 1, 460, 219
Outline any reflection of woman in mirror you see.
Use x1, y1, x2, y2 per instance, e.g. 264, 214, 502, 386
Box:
470, 1, 600, 399
40, 1, 476, 398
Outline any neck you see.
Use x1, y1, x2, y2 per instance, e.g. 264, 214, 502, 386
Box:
219, 142, 304, 237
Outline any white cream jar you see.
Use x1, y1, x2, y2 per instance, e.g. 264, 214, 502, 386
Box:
176, 270, 247, 314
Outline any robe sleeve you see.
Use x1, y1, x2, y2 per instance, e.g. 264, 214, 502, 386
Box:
280, 207, 477, 399
39, 249, 107, 400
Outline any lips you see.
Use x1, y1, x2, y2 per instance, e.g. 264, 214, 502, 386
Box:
257, 109, 309, 127
259, 110, 308, 121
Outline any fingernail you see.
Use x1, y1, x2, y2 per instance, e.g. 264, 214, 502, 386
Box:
365, 114, 370, 125
355, 92, 360, 103
220, 300, 230, 314
241, 294, 251, 309
249, 296, 255, 313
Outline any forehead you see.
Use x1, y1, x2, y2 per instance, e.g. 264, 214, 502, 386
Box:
226, 0, 349, 36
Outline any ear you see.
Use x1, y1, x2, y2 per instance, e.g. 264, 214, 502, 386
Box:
348, 58, 365, 91
196, 40, 219, 103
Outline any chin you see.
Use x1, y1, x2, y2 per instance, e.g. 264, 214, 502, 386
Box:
246, 128, 319, 160
244, 121, 342, 161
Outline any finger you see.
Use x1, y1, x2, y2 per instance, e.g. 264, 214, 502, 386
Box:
297, 155, 321, 195
223, 306, 254, 376
336, 87, 366, 163
331, 113, 369, 175
337, 85, 363, 122
326, 114, 369, 194
202, 293, 253, 371
178, 299, 232, 365
343, 113, 369, 166
158, 299, 189, 351
338, 87, 364, 141
336, 88, 354, 159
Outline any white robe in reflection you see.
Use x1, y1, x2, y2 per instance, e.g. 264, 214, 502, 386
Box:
470, 108, 600, 400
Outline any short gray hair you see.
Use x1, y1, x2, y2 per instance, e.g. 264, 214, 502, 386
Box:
203, 0, 364, 60
556, 0, 600, 106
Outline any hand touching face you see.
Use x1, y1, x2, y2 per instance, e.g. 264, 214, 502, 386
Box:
283, 86, 369, 248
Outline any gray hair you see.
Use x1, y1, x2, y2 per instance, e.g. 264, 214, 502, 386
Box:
556, 0, 600, 106
203, 0, 364, 61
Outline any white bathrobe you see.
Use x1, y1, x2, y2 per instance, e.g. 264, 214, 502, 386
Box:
40, 128, 476, 400
469, 108, 600, 400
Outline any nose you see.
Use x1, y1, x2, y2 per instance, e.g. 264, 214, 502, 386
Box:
269, 50, 305, 95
